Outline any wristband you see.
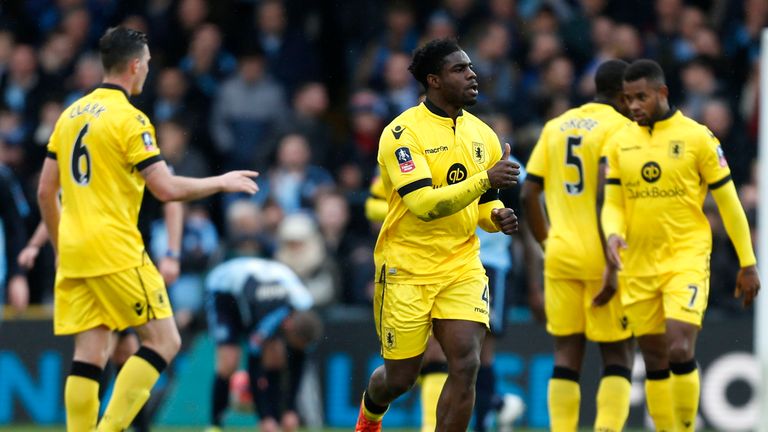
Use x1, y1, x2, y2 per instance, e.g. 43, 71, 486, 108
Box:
165, 250, 181, 260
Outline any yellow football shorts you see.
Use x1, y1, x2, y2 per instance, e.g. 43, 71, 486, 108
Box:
545, 277, 631, 342
620, 269, 709, 336
54, 258, 173, 335
373, 271, 490, 360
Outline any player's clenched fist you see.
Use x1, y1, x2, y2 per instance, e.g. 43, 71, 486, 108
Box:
220, 170, 260, 194
487, 143, 520, 189
491, 208, 518, 235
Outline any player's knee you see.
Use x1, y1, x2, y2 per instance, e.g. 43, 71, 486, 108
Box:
449, 350, 481, 384
667, 339, 693, 363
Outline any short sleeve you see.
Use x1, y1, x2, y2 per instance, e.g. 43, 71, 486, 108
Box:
124, 112, 161, 170
526, 126, 549, 179
378, 124, 433, 196
697, 127, 732, 188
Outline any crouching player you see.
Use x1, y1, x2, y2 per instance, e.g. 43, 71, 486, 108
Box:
204, 256, 323, 432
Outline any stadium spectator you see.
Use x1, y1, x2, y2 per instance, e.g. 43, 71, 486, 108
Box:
274, 81, 334, 168
179, 23, 236, 99
245, 0, 320, 96
210, 47, 288, 171
259, 133, 335, 215
275, 212, 340, 308
701, 99, 753, 187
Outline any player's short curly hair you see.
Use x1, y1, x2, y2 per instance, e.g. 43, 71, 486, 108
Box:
594, 59, 628, 98
408, 38, 462, 89
624, 59, 666, 86
99, 26, 148, 73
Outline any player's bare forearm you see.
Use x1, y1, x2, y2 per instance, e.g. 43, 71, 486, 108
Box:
37, 158, 60, 253
143, 161, 259, 202
163, 201, 183, 252
520, 180, 548, 245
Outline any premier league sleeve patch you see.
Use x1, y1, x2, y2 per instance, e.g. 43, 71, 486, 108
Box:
395, 146, 415, 173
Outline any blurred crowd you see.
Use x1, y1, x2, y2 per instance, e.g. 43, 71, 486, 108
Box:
0, 0, 764, 326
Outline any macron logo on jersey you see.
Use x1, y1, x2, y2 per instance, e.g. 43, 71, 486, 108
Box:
396, 147, 415, 172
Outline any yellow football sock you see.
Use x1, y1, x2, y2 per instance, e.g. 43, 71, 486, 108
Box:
645, 371, 675, 432
594, 369, 632, 432
670, 361, 700, 431
420, 372, 448, 432
97, 347, 166, 432
64, 362, 102, 432
548, 367, 581, 432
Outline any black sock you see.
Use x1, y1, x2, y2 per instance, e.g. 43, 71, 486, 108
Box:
211, 374, 230, 426
286, 347, 306, 411
264, 369, 282, 419
474, 365, 494, 432
363, 389, 388, 414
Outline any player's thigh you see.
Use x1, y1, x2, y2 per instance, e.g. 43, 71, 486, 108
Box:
545, 277, 586, 336
88, 262, 173, 330
206, 291, 247, 346
54, 274, 107, 335
216, 344, 242, 376
584, 279, 632, 342
662, 269, 709, 328
620, 275, 665, 336
374, 280, 434, 360
484, 265, 510, 336
431, 271, 490, 328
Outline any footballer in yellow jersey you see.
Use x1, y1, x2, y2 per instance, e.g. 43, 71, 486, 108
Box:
374, 99, 504, 286
601, 59, 759, 432
48, 84, 161, 279
522, 60, 634, 432
38, 27, 258, 432
356, 39, 520, 432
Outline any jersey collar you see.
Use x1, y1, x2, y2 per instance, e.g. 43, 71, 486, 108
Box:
97, 83, 130, 99
424, 98, 463, 118
648, 108, 679, 133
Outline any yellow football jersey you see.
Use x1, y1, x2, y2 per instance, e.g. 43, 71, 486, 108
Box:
47, 84, 161, 277
526, 103, 629, 279
374, 100, 502, 284
603, 110, 731, 276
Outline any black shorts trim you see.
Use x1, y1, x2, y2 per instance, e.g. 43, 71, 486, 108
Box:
397, 178, 431, 197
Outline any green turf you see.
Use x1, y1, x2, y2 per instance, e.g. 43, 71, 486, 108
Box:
0, 428, 680, 432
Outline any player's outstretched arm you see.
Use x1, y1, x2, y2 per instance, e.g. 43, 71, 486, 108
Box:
142, 161, 258, 202
710, 180, 759, 307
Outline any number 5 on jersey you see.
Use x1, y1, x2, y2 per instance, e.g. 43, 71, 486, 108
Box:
72, 124, 91, 185
565, 135, 583, 195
